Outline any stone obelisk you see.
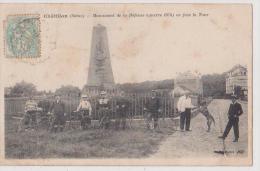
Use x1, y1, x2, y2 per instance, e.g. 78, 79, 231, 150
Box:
87, 24, 115, 89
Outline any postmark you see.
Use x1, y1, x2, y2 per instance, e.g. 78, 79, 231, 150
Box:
4, 14, 41, 58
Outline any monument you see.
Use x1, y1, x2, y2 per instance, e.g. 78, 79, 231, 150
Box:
84, 24, 115, 95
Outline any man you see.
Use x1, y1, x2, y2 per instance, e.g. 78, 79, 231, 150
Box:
38, 94, 51, 116
115, 92, 130, 130
219, 95, 243, 142
49, 94, 66, 132
24, 96, 38, 130
177, 93, 186, 131
144, 90, 161, 130
76, 94, 92, 130
177, 92, 195, 131
97, 91, 111, 129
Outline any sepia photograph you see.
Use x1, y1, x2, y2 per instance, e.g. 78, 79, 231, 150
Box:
0, 3, 253, 165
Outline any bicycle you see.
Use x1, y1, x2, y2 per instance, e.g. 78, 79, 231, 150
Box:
16, 110, 54, 132
70, 110, 92, 130
98, 108, 112, 129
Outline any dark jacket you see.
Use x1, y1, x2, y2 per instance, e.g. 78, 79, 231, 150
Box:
145, 97, 160, 112
228, 102, 243, 118
97, 98, 110, 110
116, 97, 130, 112
49, 100, 65, 115
38, 99, 51, 113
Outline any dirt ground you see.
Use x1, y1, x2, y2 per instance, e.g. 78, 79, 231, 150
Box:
150, 99, 249, 158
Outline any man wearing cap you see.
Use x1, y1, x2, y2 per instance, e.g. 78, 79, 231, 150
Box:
144, 90, 161, 130
49, 94, 66, 132
219, 95, 243, 142
97, 91, 111, 129
76, 94, 92, 130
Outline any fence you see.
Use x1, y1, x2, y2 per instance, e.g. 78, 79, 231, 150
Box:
5, 92, 199, 119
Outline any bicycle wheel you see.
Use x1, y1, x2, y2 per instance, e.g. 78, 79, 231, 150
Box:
37, 116, 50, 130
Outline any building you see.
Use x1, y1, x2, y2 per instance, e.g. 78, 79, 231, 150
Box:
225, 65, 247, 96
174, 71, 203, 106
83, 24, 116, 96
4, 87, 12, 97
175, 71, 203, 96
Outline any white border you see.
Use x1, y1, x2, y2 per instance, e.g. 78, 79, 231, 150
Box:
0, 0, 259, 171
0, 0, 255, 3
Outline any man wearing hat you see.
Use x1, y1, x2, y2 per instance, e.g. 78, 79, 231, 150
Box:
97, 91, 111, 129
76, 94, 92, 130
144, 90, 161, 130
219, 95, 243, 142
49, 94, 66, 132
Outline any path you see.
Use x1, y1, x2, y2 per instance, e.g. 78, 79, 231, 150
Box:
151, 99, 248, 158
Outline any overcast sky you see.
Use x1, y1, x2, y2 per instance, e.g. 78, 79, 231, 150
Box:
1, 4, 252, 91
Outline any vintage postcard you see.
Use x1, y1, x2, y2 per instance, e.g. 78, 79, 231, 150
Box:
0, 3, 252, 165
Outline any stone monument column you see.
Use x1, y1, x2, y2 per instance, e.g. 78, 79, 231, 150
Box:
87, 24, 115, 89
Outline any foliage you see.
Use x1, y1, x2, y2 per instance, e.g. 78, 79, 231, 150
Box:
5, 74, 227, 98
55, 85, 81, 97
201, 73, 226, 97
8, 81, 37, 97
116, 79, 174, 93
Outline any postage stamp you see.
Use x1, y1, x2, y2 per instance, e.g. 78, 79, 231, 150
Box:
4, 14, 41, 58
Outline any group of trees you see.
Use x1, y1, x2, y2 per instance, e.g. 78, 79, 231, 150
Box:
201, 74, 226, 97
5, 81, 80, 98
55, 85, 81, 97
116, 79, 174, 93
5, 81, 38, 97
117, 74, 226, 98
5, 73, 227, 98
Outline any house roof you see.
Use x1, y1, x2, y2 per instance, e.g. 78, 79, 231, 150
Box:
226, 64, 247, 74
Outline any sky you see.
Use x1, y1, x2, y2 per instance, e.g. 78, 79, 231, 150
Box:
1, 4, 252, 91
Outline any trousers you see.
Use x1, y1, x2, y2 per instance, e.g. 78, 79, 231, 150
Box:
180, 108, 191, 130
80, 110, 91, 130
223, 117, 239, 139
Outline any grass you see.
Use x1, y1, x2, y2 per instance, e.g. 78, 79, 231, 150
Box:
5, 116, 176, 159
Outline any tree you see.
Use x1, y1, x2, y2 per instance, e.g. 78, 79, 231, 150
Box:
55, 85, 81, 97
9, 81, 37, 97
201, 74, 226, 97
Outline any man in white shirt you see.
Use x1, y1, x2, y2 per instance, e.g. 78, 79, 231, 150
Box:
76, 94, 92, 130
177, 94, 186, 131
24, 96, 38, 129
177, 92, 195, 131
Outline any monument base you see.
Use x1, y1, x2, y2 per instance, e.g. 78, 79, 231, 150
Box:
82, 85, 119, 97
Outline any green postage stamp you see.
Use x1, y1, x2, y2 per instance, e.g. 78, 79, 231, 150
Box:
4, 14, 40, 58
